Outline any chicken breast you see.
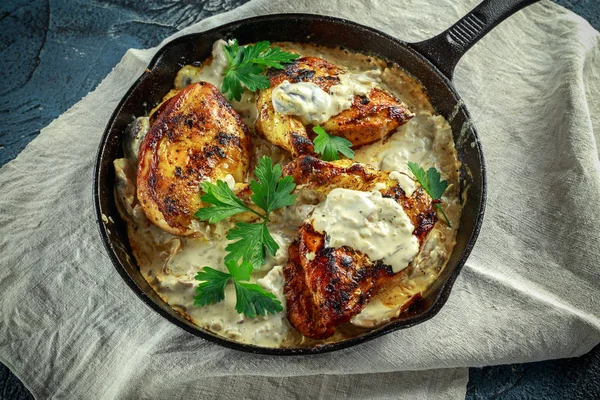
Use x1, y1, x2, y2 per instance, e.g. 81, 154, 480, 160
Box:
282, 155, 437, 241
320, 88, 413, 147
282, 154, 385, 196
255, 57, 342, 157
137, 82, 252, 236
284, 225, 396, 339
255, 57, 413, 156
282, 156, 437, 339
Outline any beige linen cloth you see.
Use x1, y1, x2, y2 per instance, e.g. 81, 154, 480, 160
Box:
1, 0, 599, 398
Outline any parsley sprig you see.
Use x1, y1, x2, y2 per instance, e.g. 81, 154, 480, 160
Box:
195, 156, 296, 267
221, 40, 299, 101
407, 162, 452, 227
194, 260, 283, 318
312, 126, 355, 161
193, 156, 295, 318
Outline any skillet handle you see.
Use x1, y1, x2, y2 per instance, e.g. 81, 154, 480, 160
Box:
409, 0, 539, 79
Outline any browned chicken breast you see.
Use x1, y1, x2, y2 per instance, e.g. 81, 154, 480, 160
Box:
137, 82, 252, 236
285, 225, 395, 339
255, 57, 342, 157
282, 154, 385, 196
283, 155, 437, 241
255, 57, 413, 156
282, 156, 437, 339
320, 88, 412, 147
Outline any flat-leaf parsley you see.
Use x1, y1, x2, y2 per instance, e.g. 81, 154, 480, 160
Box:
312, 125, 355, 161
193, 156, 296, 318
194, 260, 283, 318
407, 161, 452, 227
196, 156, 296, 268
221, 40, 299, 101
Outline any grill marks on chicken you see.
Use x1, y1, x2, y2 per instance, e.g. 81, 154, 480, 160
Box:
321, 88, 413, 147
268, 56, 343, 90
137, 82, 252, 236
284, 241, 335, 339
255, 56, 413, 156
283, 155, 385, 195
282, 156, 437, 339
284, 224, 396, 339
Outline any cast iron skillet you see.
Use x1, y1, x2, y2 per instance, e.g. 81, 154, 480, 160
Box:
94, 0, 538, 355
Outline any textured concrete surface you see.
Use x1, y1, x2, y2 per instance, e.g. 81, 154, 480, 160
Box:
0, 0, 598, 398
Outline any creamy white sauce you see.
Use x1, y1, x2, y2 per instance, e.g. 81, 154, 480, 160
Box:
124, 117, 149, 160
163, 238, 287, 347
257, 265, 286, 300
174, 39, 229, 89
350, 113, 461, 327
110, 187, 291, 347
272, 81, 331, 124
311, 188, 419, 273
117, 41, 463, 348
271, 70, 381, 125
355, 114, 454, 174
351, 230, 448, 328
155, 270, 288, 346
389, 171, 416, 197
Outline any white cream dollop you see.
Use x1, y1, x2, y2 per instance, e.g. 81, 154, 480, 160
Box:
271, 70, 381, 125
271, 81, 331, 124
311, 188, 419, 273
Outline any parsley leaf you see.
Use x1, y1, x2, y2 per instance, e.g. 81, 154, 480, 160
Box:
407, 162, 449, 199
312, 126, 355, 161
222, 39, 299, 101
233, 281, 283, 318
222, 69, 248, 104
196, 156, 294, 269
407, 162, 452, 227
195, 180, 259, 224
425, 166, 448, 200
194, 267, 231, 306
250, 156, 296, 217
226, 258, 253, 282
227, 62, 270, 96
245, 42, 299, 68
194, 260, 282, 318
240, 40, 269, 62
224, 221, 279, 268
222, 40, 241, 66
195, 157, 293, 269
408, 162, 428, 192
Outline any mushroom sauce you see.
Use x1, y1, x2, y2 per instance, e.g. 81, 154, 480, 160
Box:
113, 41, 462, 348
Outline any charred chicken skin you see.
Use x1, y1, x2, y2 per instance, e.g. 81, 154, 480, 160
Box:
137, 82, 252, 236
284, 227, 396, 339
255, 56, 414, 156
282, 156, 437, 339
320, 88, 413, 147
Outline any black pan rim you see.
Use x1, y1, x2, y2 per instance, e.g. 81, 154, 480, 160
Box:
93, 12, 487, 356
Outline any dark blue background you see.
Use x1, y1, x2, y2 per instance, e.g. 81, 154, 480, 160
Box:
1, 0, 598, 398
